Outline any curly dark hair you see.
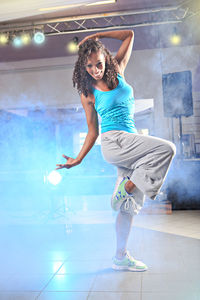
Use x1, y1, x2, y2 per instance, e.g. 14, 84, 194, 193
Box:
73, 39, 119, 97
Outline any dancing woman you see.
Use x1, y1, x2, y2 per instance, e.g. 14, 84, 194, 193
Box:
56, 30, 176, 271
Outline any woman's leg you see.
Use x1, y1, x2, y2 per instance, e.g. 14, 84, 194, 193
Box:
114, 182, 145, 259
102, 131, 176, 201
125, 180, 136, 194
105, 132, 176, 200
115, 210, 133, 259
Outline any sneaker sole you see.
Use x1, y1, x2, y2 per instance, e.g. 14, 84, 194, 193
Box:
112, 264, 148, 272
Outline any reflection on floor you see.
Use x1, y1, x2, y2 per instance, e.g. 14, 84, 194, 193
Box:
0, 195, 199, 300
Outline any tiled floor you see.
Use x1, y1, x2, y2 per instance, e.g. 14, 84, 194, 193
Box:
0, 199, 200, 300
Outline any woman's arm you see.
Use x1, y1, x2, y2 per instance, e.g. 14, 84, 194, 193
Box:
76, 93, 99, 162
56, 93, 98, 170
79, 30, 134, 75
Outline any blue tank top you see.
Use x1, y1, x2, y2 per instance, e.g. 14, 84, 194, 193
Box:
92, 73, 137, 134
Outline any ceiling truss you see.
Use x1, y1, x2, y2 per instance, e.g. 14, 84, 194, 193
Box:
0, 1, 199, 35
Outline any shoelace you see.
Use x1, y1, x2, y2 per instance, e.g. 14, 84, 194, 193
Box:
124, 251, 136, 264
124, 198, 134, 210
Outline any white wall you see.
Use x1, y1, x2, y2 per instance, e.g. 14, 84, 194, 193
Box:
0, 57, 78, 109
0, 44, 200, 143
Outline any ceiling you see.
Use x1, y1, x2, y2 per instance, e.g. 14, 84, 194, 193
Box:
0, 0, 188, 23
0, 0, 200, 62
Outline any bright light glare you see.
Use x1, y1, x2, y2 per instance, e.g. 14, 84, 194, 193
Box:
170, 34, 181, 46
13, 36, 23, 48
33, 32, 45, 45
67, 41, 79, 53
47, 170, 62, 185
53, 261, 64, 273
0, 33, 8, 45
21, 33, 31, 45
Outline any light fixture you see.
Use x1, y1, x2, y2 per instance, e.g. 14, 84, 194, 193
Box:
12, 32, 32, 48
33, 31, 45, 45
87, 0, 116, 6
21, 32, 31, 45
170, 28, 181, 46
2, 30, 45, 48
12, 35, 23, 48
0, 33, 9, 45
170, 34, 181, 46
66, 37, 79, 53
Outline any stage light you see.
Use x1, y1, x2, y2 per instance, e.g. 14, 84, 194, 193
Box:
12, 36, 23, 48
87, 0, 116, 6
170, 34, 181, 46
21, 33, 31, 45
170, 28, 181, 46
0, 33, 9, 45
67, 37, 79, 53
46, 170, 62, 186
33, 32, 45, 45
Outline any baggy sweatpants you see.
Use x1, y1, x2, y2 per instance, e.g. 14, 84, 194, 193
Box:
101, 131, 176, 215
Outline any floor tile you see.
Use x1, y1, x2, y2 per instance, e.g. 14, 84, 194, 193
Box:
141, 254, 183, 274
142, 273, 197, 293
142, 291, 199, 300
7, 260, 64, 276
37, 291, 88, 300
0, 274, 53, 292
57, 260, 103, 275
0, 292, 38, 300
91, 272, 142, 292
0, 210, 199, 299
88, 291, 141, 300
43, 274, 95, 292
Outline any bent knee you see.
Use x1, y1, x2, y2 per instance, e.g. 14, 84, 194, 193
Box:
169, 142, 176, 157
165, 141, 176, 158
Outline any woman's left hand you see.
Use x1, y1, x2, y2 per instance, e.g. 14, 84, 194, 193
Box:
56, 155, 80, 170
78, 33, 99, 47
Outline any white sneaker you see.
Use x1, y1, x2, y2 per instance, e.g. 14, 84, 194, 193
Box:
111, 177, 130, 211
112, 251, 148, 272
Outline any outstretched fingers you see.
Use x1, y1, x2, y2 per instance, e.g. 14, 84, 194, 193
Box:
55, 154, 69, 170
55, 164, 65, 170
62, 154, 69, 160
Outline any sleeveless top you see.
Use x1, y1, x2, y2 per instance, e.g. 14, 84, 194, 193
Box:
92, 73, 137, 134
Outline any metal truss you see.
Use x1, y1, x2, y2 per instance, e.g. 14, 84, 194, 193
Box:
0, 0, 199, 35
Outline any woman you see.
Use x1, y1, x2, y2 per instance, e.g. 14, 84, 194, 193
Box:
56, 30, 176, 272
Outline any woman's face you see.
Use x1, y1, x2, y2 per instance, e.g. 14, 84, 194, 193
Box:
85, 50, 106, 81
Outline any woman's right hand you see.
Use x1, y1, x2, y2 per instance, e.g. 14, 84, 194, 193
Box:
56, 155, 81, 170
78, 33, 99, 47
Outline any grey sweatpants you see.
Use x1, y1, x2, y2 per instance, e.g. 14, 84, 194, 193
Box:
101, 131, 176, 215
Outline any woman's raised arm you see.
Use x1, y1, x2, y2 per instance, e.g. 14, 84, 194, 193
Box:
79, 30, 134, 75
